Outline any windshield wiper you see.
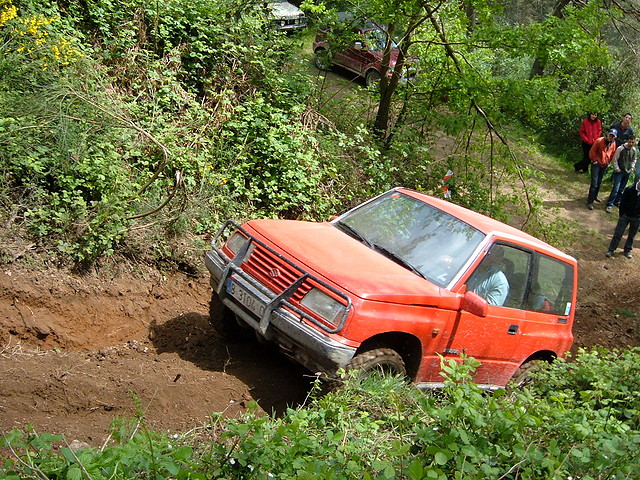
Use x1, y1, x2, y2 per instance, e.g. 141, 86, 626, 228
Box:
334, 223, 427, 280
334, 221, 372, 247
372, 243, 427, 280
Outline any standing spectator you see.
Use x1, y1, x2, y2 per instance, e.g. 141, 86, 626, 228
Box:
605, 179, 640, 259
606, 135, 637, 213
574, 112, 602, 173
587, 129, 618, 210
610, 113, 634, 147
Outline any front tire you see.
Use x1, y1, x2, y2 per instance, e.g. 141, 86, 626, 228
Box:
365, 69, 381, 88
209, 292, 248, 340
314, 48, 331, 71
347, 347, 406, 378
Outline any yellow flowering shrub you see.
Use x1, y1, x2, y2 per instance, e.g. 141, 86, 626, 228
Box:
0, 0, 81, 67
0, 0, 17, 27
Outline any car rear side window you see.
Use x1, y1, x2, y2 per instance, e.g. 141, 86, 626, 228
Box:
526, 255, 574, 316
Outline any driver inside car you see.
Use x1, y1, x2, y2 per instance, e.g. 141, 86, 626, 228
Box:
466, 246, 510, 306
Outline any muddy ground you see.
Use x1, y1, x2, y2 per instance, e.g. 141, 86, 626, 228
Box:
1, 160, 639, 447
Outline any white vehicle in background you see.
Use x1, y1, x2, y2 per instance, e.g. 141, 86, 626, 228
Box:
268, 1, 307, 31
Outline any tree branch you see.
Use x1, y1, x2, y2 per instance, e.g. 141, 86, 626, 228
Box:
425, 6, 535, 226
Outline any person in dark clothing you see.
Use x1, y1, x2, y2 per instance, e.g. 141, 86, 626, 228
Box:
605, 180, 640, 259
605, 135, 637, 212
574, 112, 602, 173
610, 113, 634, 147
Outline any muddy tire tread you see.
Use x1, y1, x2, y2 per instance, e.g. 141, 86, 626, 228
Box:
347, 347, 406, 376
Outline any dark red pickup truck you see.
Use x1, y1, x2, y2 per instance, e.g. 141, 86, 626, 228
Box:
313, 13, 418, 86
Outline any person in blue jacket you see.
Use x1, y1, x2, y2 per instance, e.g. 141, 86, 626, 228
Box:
467, 246, 510, 306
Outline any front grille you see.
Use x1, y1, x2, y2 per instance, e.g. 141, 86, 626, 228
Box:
240, 243, 345, 330
214, 220, 351, 333
242, 244, 303, 293
273, 18, 307, 28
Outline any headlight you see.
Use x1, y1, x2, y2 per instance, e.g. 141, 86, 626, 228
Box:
300, 288, 347, 324
225, 231, 248, 256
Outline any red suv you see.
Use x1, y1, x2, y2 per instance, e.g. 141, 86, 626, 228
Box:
205, 188, 577, 388
313, 13, 417, 87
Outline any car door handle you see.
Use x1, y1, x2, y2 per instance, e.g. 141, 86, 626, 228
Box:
507, 324, 519, 335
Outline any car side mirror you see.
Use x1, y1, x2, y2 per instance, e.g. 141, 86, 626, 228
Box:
461, 290, 488, 317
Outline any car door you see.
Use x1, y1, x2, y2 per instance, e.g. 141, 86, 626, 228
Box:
334, 29, 370, 74
519, 253, 576, 355
440, 242, 533, 386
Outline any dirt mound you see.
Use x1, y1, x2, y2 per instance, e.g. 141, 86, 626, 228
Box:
0, 265, 312, 444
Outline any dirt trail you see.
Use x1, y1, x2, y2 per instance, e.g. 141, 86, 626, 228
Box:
0, 161, 638, 445
0, 267, 312, 444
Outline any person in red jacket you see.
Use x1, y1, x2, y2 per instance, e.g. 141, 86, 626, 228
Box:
574, 112, 603, 173
587, 129, 617, 210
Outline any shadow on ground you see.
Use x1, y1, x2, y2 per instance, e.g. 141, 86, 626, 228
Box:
149, 311, 316, 416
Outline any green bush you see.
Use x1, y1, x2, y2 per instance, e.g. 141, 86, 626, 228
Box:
4, 348, 638, 479
0, 0, 340, 266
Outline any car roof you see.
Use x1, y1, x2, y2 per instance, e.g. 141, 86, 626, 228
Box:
334, 12, 384, 30
396, 187, 576, 263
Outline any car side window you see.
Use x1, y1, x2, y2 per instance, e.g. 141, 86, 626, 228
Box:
467, 244, 530, 307
525, 255, 574, 316
501, 247, 532, 309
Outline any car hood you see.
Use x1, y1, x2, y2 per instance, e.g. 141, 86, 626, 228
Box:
244, 219, 453, 305
269, 2, 304, 17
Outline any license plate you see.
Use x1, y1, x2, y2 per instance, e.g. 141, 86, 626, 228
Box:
227, 279, 266, 318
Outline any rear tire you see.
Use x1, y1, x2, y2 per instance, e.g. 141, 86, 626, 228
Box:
347, 348, 406, 378
510, 360, 542, 388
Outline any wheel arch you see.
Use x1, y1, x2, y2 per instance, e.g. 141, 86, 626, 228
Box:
356, 332, 422, 381
364, 68, 382, 86
519, 349, 557, 367
510, 350, 558, 388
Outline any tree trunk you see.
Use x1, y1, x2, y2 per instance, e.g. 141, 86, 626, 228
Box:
374, 87, 394, 138
373, 23, 408, 140
463, 0, 476, 32
528, 0, 572, 79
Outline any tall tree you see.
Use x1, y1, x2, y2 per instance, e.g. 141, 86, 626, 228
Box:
311, 0, 613, 142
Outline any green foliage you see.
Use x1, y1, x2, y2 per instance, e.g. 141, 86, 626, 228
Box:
214, 96, 334, 220
2, 348, 640, 479
531, 347, 640, 429
0, 423, 197, 480
0, 0, 341, 266
416, 0, 612, 140
0, 0, 637, 269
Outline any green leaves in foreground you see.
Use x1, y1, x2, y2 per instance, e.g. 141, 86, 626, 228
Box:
2, 347, 639, 479
1, 421, 198, 480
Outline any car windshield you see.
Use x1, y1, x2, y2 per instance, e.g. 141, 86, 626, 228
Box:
364, 28, 396, 52
333, 191, 485, 286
